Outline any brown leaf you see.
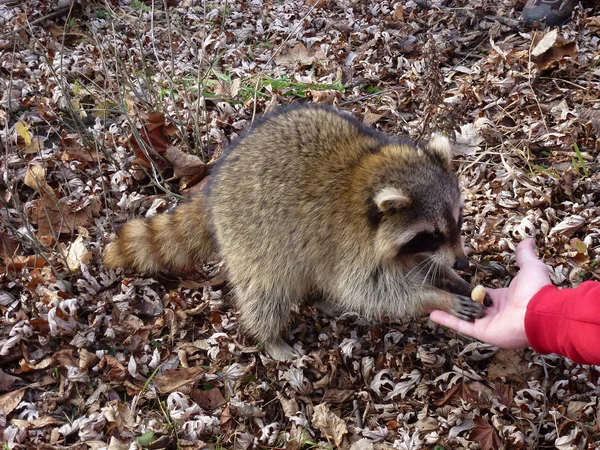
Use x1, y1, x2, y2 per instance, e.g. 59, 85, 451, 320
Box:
393, 3, 405, 21
309, 89, 340, 105
531, 30, 577, 71
28, 195, 101, 237
61, 133, 104, 164
274, 43, 326, 68
493, 381, 513, 409
0, 387, 26, 416
191, 387, 227, 410
470, 416, 503, 450
129, 113, 172, 169
322, 389, 354, 404
0, 368, 21, 392
164, 146, 207, 181
153, 366, 205, 394
4, 254, 47, 271
99, 355, 128, 382
0, 232, 21, 258
24, 165, 54, 197
311, 403, 348, 447
434, 381, 476, 406
488, 350, 526, 383
11, 415, 63, 429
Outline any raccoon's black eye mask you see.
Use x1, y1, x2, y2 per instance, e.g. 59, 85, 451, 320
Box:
398, 231, 446, 255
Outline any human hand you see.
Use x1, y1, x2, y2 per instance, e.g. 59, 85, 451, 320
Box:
429, 238, 553, 349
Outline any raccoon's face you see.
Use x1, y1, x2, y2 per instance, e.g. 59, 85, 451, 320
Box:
369, 135, 468, 275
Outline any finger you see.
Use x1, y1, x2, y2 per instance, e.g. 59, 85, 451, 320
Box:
429, 310, 478, 339
515, 238, 542, 268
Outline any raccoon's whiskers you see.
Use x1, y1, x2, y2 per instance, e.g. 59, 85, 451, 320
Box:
407, 255, 435, 284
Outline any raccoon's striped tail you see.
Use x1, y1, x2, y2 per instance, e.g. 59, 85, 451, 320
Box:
103, 194, 215, 274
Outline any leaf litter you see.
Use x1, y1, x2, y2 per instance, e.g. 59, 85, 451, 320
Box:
1, 0, 600, 448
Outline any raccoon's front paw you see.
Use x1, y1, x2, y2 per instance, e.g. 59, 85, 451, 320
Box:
451, 295, 485, 322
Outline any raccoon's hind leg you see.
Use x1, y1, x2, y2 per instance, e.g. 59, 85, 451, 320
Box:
235, 286, 300, 361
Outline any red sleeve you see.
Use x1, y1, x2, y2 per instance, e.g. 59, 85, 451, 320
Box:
524, 281, 600, 365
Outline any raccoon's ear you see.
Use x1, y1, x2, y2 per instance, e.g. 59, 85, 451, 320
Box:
374, 187, 412, 213
428, 133, 452, 169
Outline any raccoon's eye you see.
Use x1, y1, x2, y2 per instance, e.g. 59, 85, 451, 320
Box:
399, 231, 446, 255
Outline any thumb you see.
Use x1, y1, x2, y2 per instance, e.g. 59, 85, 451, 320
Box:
515, 238, 542, 268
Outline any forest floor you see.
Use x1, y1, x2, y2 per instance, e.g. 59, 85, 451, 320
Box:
1, 0, 600, 449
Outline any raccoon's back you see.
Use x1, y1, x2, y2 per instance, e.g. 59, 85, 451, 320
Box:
208, 106, 383, 269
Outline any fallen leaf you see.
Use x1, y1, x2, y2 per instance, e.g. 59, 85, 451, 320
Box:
470, 416, 502, 450
549, 215, 585, 236
531, 30, 577, 70
23, 136, 45, 154
11, 416, 63, 429
322, 389, 354, 404
61, 235, 92, 272
15, 121, 32, 146
129, 113, 173, 169
5, 254, 48, 271
24, 165, 54, 196
191, 387, 227, 410
488, 350, 526, 383
61, 133, 103, 164
434, 381, 476, 406
275, 42, 326, 68
0, 387, 26, 416
0, 368, 21, 392
531, 29, 558, 57
309, 89, 340, 105
311, 403, 348, 447
164, 146, 207, 180
28, 195, 101, 237
153, 367, 205, 394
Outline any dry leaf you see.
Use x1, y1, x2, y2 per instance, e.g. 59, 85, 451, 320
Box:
24, 165, 53, 196
164, 146, 207, 180
322, 389, 354, 404
15, 121, 31, 146
311, 403, 348, 447
549, 215, 585, 236
28, 195, 101, 237
0, 387, 25, 416
488, 350, 526, 383
61, 134, 103, 163
470, 416, 502, 450
531, 29, 558, 57
129, 113, 172, 169
309, 89, 340, 105
191, 387, 227, 410
531, 31, 577, 70
62, 235, 92, 272
5, 254, 48, 271
23, 136, 45, 154
12, 416, 63, 429
153, 367, 205, 394
275, 43, 326, 67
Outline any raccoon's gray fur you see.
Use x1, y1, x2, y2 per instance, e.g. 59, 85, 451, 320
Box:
105, 105, 485, 360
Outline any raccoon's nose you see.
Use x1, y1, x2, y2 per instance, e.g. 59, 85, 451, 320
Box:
453, 257, 470, 271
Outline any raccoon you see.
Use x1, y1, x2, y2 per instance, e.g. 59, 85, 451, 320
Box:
104, 105, 487, 360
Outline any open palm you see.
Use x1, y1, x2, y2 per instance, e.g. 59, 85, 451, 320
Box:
430, 239, 552, 349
